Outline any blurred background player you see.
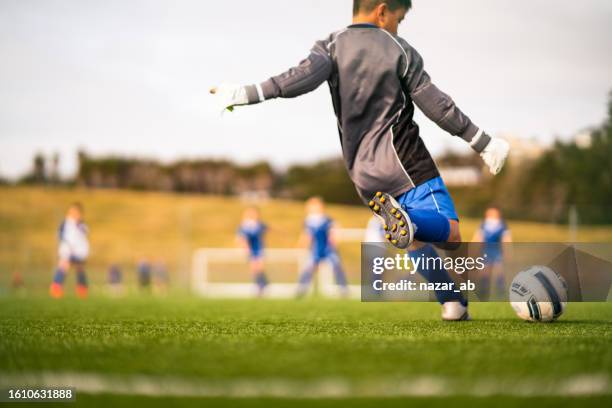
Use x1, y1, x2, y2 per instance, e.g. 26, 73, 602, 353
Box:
49, 202, 90, 298
11, 271, 25, 296
107, 263, 124, 297
152, 258, 170, 296
472, 206, 512, 299
296, 197, 348, 298
236, 206, 269, 296
137, 257, 152, 292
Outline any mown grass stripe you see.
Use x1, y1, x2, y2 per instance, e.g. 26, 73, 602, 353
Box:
0, 372, 609, 398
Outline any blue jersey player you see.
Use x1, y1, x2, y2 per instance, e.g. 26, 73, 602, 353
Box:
237, 206, 269, 296
473, 207, 512, 299
296, 197, 348, 298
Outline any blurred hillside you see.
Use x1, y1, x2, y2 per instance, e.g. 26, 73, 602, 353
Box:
1, 187, 612, 294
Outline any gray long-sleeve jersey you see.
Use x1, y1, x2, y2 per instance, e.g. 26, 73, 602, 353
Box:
244, 23, 491, 202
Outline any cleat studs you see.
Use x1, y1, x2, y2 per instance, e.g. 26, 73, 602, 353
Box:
383, 224, 388, 231
392, 225, 397, 232
380, 196, 386, 203
369, 201, 375, 208
391, 239, 398, 245
390, 208, 397, 214
399, 221, 405, 227
385, 234, 391, 240
395, 213, 402, 219
373, 205, 380, 212
376, 192, 382, 197
401, 230, 408, 236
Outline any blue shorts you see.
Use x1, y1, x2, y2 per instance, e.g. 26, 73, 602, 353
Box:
396, 177, 459, 222
482, 244, 503, 264
311, 248, 335, 264
69, 255, 86, 264
249, 249, 263, 260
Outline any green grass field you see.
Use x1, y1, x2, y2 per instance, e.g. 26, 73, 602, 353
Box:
0, 297, 611, 406
1, 187, 611, 406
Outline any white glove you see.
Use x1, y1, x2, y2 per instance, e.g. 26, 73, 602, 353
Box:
209, 83, 249, 115
480, 137, 510, 175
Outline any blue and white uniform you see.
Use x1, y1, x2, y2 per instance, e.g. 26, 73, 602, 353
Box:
297, 215, 347, 294
238, 221, 267, 259
58, 219, 89, 262
479, 219, 508, 264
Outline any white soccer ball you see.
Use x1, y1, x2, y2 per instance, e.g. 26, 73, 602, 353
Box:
509, 265, 568, 322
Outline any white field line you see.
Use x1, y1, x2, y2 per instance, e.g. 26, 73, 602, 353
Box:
0, 372, 610, 398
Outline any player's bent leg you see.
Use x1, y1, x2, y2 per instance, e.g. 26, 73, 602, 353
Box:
369, 193, 455, 249
409, 243, 470, 321
370, 177, 460, 249
249, 257, 268, 296
448, 220, 461, 242
327, 252, 349, 297
368, 192, 415, 249
296, 259, 318, 298
434, 220, 462, 250
74, 260, 89, 299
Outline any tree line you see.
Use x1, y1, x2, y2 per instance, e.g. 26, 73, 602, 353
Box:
12, 94, 612, 224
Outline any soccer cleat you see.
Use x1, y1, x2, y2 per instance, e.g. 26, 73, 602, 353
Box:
441, 302, 470, 321
49, 282, 64, 299
76, 284, 89, 299
368, 192, 414, 249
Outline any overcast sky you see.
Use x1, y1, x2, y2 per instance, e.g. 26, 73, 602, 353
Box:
0, 0, 611, 178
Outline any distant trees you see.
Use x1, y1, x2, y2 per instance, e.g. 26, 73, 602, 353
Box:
449, 92, 612, 224
281, 158, 362, 205
521, 92, 612, 223
74, 152, 362, 203
76, 151, 276, 196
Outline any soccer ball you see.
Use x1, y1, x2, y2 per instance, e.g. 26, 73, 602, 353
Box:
509, 265, 568, 322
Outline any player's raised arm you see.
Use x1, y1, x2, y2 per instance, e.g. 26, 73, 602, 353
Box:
400, 43, 510, 175
210, 40, 332, 114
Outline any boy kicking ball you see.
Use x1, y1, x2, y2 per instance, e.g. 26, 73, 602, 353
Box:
211, 0, 509, 319
49, 202, 90, 298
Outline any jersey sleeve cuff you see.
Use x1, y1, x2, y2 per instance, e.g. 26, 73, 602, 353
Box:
245, 84, 264, 104
468, 129, 492, 153
246, 81, 279, 104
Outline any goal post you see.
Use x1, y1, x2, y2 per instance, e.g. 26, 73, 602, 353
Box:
191, 228, 365, 299
191, 248, 309, 298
